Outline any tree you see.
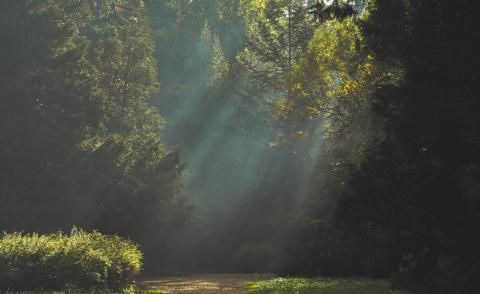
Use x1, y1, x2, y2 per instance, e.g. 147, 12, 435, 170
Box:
333, 0, 480, 292
0, 0, 190, 246
238, 0, 319, 93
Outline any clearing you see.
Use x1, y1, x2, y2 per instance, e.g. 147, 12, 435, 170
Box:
140, 273, 275, 293
139, 274, 409, 294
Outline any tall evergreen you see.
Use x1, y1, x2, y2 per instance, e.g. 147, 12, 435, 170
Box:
0, 0, 190, 243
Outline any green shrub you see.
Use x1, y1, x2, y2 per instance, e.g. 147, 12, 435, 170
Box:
0, 228, 142, 292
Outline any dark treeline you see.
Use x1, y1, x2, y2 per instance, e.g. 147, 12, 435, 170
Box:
280, 1, 480, 294
340, 1, 480, 292
1, 1, 479, 293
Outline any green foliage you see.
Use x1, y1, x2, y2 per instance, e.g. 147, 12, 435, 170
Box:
246, 277, 409, 294
2, 1, 478, 293
0, 229, 142, 292
262, 5, 391, 280
331, 0, 480, 293
308, 0, 357, 23
278, 17, 379, 148
0, 0, 190, 243
267, 1, 480, 293
238, 0, 319, 92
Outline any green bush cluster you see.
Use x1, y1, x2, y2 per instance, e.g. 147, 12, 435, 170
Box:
0, 228, 142, 292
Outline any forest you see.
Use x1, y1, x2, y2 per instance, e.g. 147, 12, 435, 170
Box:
0, 0, 479, 293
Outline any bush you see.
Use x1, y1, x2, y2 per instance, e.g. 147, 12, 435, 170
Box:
0, 228, 142, 292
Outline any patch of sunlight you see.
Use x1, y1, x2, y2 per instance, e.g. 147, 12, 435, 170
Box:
245, 277, 411, 294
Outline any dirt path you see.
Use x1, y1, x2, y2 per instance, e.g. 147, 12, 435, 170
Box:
140, 273, 275, 294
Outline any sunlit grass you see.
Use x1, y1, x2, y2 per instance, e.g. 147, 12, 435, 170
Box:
245, 277, 410, 294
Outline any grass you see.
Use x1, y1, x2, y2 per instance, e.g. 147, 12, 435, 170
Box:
2, 277, 410, 294
245, 277, 410, 294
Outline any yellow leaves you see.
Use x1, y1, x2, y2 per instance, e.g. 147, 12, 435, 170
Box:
240, 0, 267, 18
307, 106, 322, 117
292, 82, 310, 98
334, 79, 360, 97
272, 16, 380, 149
255, 9, 381, 154
363, 62, 374, 75
296, 130, 307, 137
300, 19, 375, 98
299, 89, 309, 98
276, 99, 295, 120
267, 128, 310, 149
242, 0, 267, 10
268, 141, 280, 149
309, 19, 363, 69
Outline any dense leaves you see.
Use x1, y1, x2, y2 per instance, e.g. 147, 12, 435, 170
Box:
274, 0, 480, 293
1, 1, 479, 293
0, 228, 142, 292
240, 1, 480, 293
338, 1, 480, 292
0, 0, 190, 246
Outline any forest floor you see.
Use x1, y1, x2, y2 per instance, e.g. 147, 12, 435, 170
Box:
139, 273, 276, 293
2, 274, 408, 294
139, 274, 409, 294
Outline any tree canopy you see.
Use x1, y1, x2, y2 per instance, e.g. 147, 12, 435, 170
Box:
1, 1, 479, 293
